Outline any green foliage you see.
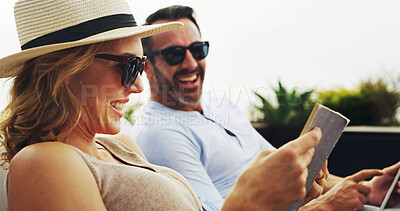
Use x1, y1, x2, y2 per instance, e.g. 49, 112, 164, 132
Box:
318, 79, 400, 126
254, 81, 315, 126
123, 103, 143, 125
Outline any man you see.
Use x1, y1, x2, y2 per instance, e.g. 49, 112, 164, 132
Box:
122, 5, 400, 210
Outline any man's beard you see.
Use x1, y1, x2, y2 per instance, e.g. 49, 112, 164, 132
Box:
153, 64, 204, 107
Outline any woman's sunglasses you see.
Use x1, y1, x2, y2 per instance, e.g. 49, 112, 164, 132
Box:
95, 54, 146, 88
146, 41, 209, 65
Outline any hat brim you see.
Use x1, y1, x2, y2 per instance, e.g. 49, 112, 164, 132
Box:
0, 21, 183, 78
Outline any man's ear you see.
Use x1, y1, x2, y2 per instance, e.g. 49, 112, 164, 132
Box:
144, 60, 154, 78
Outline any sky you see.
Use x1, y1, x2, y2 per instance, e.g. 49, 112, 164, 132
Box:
1, 0, 400, 117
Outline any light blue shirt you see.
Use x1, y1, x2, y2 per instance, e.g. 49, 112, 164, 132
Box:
122, 96, 275, 211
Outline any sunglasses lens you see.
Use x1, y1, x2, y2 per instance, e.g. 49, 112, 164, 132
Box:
152, 42, 209, 65
95, 54, 144, 88
190, 42, 209, 60
122, 58, 141, 88
162, 47, 186, 65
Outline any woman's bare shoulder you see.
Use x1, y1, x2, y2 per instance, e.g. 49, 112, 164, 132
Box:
10, 141, 79, 168
9, 141, 89, 184
8, 141, 106, 210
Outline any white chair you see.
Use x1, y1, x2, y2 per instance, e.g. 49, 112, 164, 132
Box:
0, 148, 8, 211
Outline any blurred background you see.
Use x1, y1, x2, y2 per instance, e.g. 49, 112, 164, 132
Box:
1, 0, 400, 119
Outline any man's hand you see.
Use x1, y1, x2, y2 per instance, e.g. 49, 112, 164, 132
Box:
301, 169, 383, 211
222, 127, 322, 211
302, 161, 329, 205
364, 162, 400, 208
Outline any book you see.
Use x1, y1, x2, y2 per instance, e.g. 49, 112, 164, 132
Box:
285, 103, 350, 211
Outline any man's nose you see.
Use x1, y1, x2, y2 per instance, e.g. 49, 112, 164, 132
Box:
180, 49, 198, 70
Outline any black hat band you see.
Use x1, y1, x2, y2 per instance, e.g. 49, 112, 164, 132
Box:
21, 14, 137, 50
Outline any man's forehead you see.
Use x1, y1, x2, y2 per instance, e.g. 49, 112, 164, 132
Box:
150, 18, 201, 48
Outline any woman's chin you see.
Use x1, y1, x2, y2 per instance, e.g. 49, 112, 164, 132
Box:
97, 123, 121, 135
109, 125, 121, 135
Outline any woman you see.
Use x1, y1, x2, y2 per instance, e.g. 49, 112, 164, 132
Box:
0, 0, 323, 210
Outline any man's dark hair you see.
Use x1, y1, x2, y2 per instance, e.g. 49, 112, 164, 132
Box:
142, 5, 201, 55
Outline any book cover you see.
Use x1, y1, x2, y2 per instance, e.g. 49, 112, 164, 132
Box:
285, 103, 350, 211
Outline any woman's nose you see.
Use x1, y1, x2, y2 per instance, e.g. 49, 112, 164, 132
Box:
127, 75, 144, 94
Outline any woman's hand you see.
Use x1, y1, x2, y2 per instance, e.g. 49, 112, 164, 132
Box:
364, 162, 400, 208
301, 169, 383, 211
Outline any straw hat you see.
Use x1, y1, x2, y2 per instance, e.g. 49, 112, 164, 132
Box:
0, 0, 183, 78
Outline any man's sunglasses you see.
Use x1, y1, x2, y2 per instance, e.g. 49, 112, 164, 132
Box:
95, 54, 146, 88
146, 41, 209, 65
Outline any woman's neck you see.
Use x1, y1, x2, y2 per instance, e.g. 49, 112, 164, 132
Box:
59, 128, 99, 158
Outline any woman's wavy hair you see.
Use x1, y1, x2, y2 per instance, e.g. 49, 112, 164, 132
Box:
0, 40, 116, 166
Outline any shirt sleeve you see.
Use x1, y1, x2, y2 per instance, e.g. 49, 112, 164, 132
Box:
257, 131, 276, 150
136, 126, 224, 211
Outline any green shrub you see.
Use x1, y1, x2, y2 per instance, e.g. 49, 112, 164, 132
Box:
123, 103, 143, 125
253, 81, 315, 126
318, 79, 400, 126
